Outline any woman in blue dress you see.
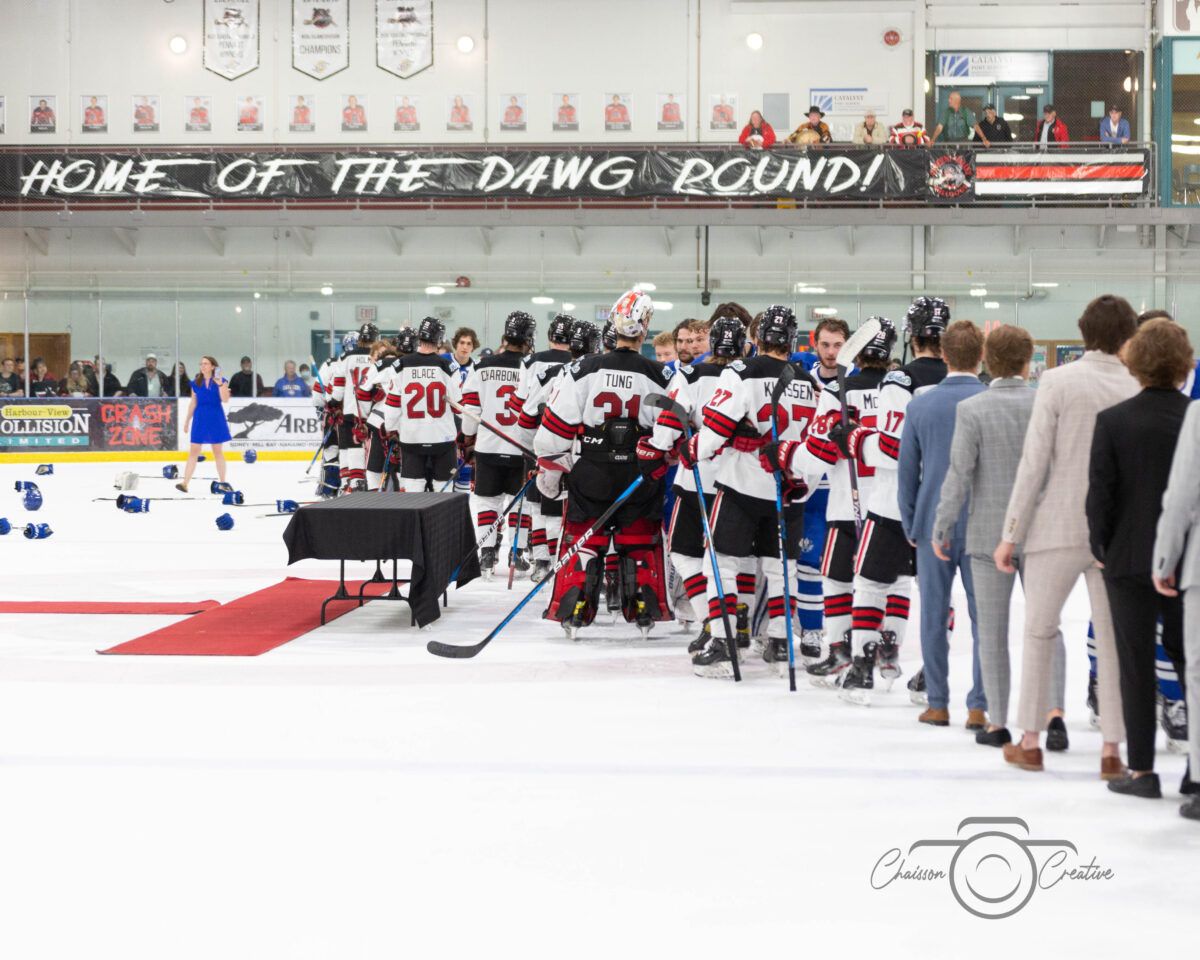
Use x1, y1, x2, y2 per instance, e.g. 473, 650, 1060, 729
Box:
176, 355, 232, 492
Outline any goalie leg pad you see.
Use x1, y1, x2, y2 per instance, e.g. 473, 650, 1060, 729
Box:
613, 516, 672, 623
543, 520, 609, 622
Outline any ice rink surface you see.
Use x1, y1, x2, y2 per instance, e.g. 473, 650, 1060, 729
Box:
0, 459, 1195, 958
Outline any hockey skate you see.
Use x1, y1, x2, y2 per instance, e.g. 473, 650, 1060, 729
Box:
530, 558, 553, 583
479, 546, 498, 581
799, 629, 823, 665
907, 667, 928, 705
688, 619, 712, 654
509, 548, 531, 576
564, 599, 589, 641
1087, 674, 1100, 728
876, 630, 902, 690
807, 636, 851, 688
691, 636, 740, 679
762, 636, 791, 676
839, 643, 877, 706
1161, 696, 1188, 754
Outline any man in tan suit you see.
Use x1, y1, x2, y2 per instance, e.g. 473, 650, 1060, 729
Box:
995, 295, 1139, 777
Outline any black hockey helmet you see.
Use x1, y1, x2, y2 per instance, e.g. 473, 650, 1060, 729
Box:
503, 310, 536, 347
358, 321, 380, 344
758, 304, 798, 350
601, 319, 617, 352
397, 326, 418, 354
904, 297, 950, 342
548, 313, 575, 345
568, 318, 601, 357
416, 315, 445, 346
857, 317, 898, 364
709, 315, 747, 359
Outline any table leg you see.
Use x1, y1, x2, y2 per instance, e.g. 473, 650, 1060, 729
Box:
321, 559, 352, 625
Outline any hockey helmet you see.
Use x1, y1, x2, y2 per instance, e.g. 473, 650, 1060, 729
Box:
709, 315, 747, 359
857, 317, 898, 364
904, 297, 950, 342
358, 321, 380, 344
608, 289, 654, 339
757, 304, 798, 350
340, 332, 360, 355
568, 318, 601, 357
416, 315, 446, 346
397, 326, 418, 354
548, 312, 575, 345
601, 319, 617, 352
503, 310, 536, 347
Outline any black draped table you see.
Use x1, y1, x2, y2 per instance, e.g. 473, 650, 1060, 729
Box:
282, 491, 480, 627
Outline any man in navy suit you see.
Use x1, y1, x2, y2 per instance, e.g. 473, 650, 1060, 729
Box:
899, 321, 989, 726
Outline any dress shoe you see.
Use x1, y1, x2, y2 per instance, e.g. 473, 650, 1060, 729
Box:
1045, 716, 1069, 752
1181, 796, 1200, 821
1100, 756, 1127, 781
1003, 742, 1044, 771
965, 709, 987, 731
976, 727, 1012, 747
1107, 773, 1161, 799
919, 707, 950, 727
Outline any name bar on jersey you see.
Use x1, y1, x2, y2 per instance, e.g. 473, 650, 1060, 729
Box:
0, 146, 1149, 204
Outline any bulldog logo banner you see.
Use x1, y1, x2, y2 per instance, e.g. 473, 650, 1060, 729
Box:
293, 1, 350, 80
204, 0, 260, 80
377, 0, 433, 79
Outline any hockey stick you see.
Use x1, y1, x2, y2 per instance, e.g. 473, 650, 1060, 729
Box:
646, 394, 741, 682
444, 473, 537, 590
834, 318, 882, 537
769, 363, 799, 692
449, 398, 567, 471
428, 475, 645, 659
508, 485, 525, 589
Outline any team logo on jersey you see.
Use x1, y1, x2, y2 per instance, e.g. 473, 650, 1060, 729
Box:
883, 371, 912, 388
929, 153, 973, 200
729, 359, 747, 373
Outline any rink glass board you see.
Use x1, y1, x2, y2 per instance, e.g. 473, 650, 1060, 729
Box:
0, 146, 1151, 204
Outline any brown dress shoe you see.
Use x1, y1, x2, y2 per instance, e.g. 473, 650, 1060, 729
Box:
1003, 742, 1044, 771
919, 707, 950, 726
1100, 756, 1127, 781
965, 709, 987, 731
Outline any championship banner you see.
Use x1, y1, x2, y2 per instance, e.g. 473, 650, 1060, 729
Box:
216, 397, 323, 451
204, 0, 260, 81
0, 398, 177, 451
293, 1, 349, 80
0, 146, 1151, 205
376, 0, 433, 79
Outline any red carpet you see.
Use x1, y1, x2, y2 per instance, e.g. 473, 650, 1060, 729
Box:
98, 577, 400, 656
0, 600, 219, 615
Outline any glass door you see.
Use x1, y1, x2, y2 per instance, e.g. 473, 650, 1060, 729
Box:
997, 86, 1042, 143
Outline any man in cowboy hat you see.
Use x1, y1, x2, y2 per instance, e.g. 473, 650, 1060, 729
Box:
787, 105, 833, 145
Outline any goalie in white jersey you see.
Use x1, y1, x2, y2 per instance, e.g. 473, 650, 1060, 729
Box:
534, 290, 673, 637
460, 311, 539, 578
371, 316, 461, 492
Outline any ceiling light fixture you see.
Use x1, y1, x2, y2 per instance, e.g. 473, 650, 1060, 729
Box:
1031, 281, 1059, 288
634, 281, 656, 292
531, 295, 555, 305
652, 300, 673, 311
425, 285, 445, 296
561, 302, 576, 311
969, 287, 987, 297
983, 301, 1000, 309
456, 35, 475, 54
796, 287, 827, 295
169, 35, 188, 55
746, 32, 764, 51
320, 284, 333, 296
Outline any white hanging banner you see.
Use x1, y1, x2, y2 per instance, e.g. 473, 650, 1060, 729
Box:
293, 1, 350, 80
376, 0, 434, 79
204, 0, 260, 81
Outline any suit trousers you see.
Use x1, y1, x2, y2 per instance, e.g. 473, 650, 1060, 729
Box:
916, 539, 985, 711
1104, 573, 1186, 771
1186, 593, 1200, 783
969, 556, 1066, 729
1017, 546, 1124, 742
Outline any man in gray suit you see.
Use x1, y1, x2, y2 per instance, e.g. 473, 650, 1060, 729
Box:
898, 321, 988, 727
933, 325, 1067, 747
1153, 400, 1200, 821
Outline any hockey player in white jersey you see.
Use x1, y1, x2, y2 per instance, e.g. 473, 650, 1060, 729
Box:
534, 290, 673, 637
460, 311, 538, 578
356, 340, 401, 491
515, 317, 601, 582
375, 316, 461, 492
688, 305, 819, 677
312, 341, 346, 497
770, 319, 897, 686
330, 322, 379, 492
638, 315, 746, 642
832, 298, 949, 704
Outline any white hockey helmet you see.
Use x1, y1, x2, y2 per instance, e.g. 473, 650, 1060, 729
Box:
608, 289, 654, 339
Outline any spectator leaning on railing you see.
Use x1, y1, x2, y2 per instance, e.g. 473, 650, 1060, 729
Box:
889, 108, 929, 146
273, 360, 311, 398
0, 357, 19, 395
787, 106, 833, 145
1036, 105, 1069, 147
738, 110, 776, 150
126, 353, 174, 397
853, 111, 885, 145
977, 104, 1013, 147
1099, 105, 1130, 145
931, 91, 986, 144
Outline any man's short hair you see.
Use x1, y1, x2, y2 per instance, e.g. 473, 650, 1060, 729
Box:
1137, 308, 1173, 327
686, 319, 710, 335
652, 330, 675, 347
1078, 294, 1137, 354
673, 319, 695, 344
451, 326, 479, 349
1123, 318, 1194, 390
814, 317, 850, 341
941, 320, 985, 371
708, 302, 752, 328
984, 325, 1034, 379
